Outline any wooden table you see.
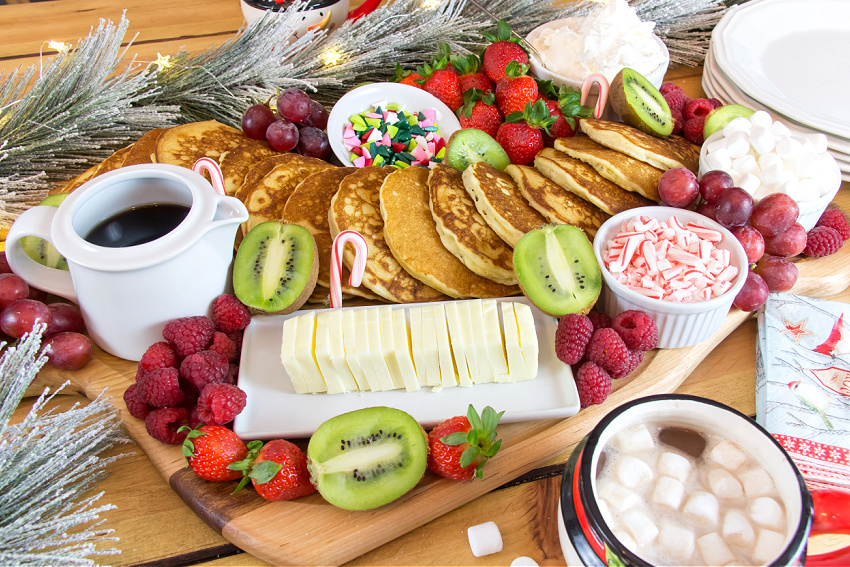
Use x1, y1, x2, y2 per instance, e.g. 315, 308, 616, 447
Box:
3, 1, 849, 565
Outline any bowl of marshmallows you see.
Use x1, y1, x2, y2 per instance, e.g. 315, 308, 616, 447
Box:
699, 110, 841, 231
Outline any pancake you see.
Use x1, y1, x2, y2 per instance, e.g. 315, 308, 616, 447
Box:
505, 164, 609, 238
219, 139, 279, 196
329, 166, 447, 304
461, 162, 547, 247
380, 167, 519, 299
155, 120, 247, 169
534, 148, 654, 216
123, 128, 166, 166
580, 119, 701, 172
428, 164, 517, 286
238, 154, 334, 236
283, 167, 381, 301
554, 136, 663, 202
52, 145, 133, 195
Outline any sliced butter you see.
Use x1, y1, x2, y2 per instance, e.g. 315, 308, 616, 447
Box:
367, 307, 396, 391
353, 308, 383, 391
293, 311, 327, 393
418, 305, 444, 387
379, 305, 407, 390
501, 302, 531, 382
342, 309, 370, 391
281, 316, 309, 394
392, 308, 419, 391
443, 302, 473, 387
431, 303, 459, 388
514, 302, 539, 379
325, 309, 359, 393
314, 311, 347, 394
482, 299, 510, 382
465, 299, 494, 384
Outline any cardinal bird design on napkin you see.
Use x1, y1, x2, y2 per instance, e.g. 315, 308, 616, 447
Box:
813, 314, 850, 356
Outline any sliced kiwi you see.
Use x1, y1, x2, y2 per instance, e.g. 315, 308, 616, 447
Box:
703, 103, 755, 140
307, 406, 428, 511
22, 193, 69, 270
445, 128, 511, 172
513, 224, 601, 317
232, 221, 318, 314
609, 68, 673, 138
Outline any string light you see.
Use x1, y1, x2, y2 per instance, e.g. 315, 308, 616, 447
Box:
39, 40, 71, 78
47, 41, 69, 53
419, 0, 442, 9
154, 53, 172, 71
322, 47, 343, 67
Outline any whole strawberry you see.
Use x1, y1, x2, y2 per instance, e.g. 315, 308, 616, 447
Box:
417, 59, 463, 112
495, 61, 538, 116
542, 85, 593, 146
457, 89, 503, 139
451, 53, 494, 95
427, 405, 503, 481
481, 20, 529, 83
495, 99, 556, 166
393, 62, 424, 90
244, 439, 316, 501
180, 425, 253, 482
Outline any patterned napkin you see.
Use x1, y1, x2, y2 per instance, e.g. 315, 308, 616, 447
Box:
756, 293, 850, 491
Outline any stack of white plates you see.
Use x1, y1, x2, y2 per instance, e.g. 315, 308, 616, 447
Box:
703, 0, 850, 181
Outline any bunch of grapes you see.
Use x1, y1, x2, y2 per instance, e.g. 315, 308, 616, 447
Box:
241, 88, 330, 160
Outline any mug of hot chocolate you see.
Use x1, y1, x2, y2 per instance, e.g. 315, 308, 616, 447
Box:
558, 394, 850, 566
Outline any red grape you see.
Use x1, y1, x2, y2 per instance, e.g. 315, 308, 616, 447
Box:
749, 193, 799, 237
0, 273, 29, 309
0, 298, 49, 338
731, 225, 765, 264
658, 167, 699, 208
241, 104, 276, 140
696, 201, 717, 222
43, 331, 92, 370
266, 119, 299, 152
763, 222, 807, 257
277, 88, 312, 123
296, 126, 331, 160
754, 255, 798, 292
300, 100, 329, 130
47, 302, 85, 335
28, 286, 48, 303
698, 170, 734, 204
0, 252, 12, 274
733, 271, 769, 312
714, 187, 753, 228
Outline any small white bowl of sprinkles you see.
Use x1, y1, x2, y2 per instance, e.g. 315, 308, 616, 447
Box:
592, 207, 749, 349
326, 82, 461, 168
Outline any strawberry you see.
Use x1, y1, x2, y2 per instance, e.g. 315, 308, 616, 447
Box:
494, 61, 537, 116
428, 405, 504, 481
393, 63, 424, 90
543, 85, 594, 146
451, 53, 494, 95
180, 424, 253, 482
481, 20, 530, 83
496, 98, 556, 166
240, 439, 316, 501
417, 58, 463, 112
457, 88, 503, 139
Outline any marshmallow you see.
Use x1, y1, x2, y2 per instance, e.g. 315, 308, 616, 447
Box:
758, 151, 784, 172
652, 476, 684, 510
614, 424, 655, 453
775, 136, 802, 159
658, 523, 695, 563
749, 126, 776, 154
740, 468, 776, 498
723, 509, 756, 547
753, 529, 786, 564
726, 130, 751, 158
708, 468, 744, 499
657, 451, 691, 482
697, 532, 737, 566
616, 456, 653, 488
795, 150, 820, 178
750, 110, 773, 129
750, 496, 784, 529
706, 147, 733, 171
710, 440, 747, 470
768, 120, 792, 138
621, 509, 659, 546
739, 173, 761, 195
778, 179, 808, 202
798, 177, 821, 201
805, 133, 829, 153
707, 136, 729, 154
723, 116, 752, 137
467, 521, 503, 557
758, 163, 786, 188
597, 479, 639, 513
510, 557, 539, 567
683, 491, 719, 525
732, 154, 759, 175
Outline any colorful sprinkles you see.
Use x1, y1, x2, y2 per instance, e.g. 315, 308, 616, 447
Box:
342, 101, 447, 168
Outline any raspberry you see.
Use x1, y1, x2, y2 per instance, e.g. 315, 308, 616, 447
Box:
209, 331, 237, 362
227, 331, 244, 362
671, 108, 684, 136
211, 294, 251, 333
136, 367, 185, 408
816, 209, 850, 241
123, 383, 150, 420
587, 310, 612, 331
611, 350, 644, 379
163, 316, 215, 358
554, 314, 593, 365
138, 341, 178, 374
684, 116, 706, 145
575, 362, 612, 406
708, 98, 724, 109
188, 406, 204, 429
196, 383, 247, 425
226, 363, 239, 385
663, 89, 686, 113
180, 349, 230, 390
803, 226, 842, 257
611, 310, 659, 351
683, 98, 715, 121
659, 82, 683, 97
585, 328, 630, 376
145, 407, 189, 444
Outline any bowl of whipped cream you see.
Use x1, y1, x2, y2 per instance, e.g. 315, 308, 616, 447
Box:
526, 0, 668, 120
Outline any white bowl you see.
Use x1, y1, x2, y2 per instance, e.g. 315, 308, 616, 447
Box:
699, 131, 842, 232
326, 82, 461, 167
525, 18, 669, 122
592, 206, 749, 349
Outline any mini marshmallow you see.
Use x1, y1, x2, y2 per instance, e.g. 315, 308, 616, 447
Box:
697, 532, 737, 566
758, 163, 786, 187
468, 521, 503, 557
805, 133, 829, 154
706, 147, 733, 171
621, 509, 659, 546
709, 440, 747, 470
616, 456, 653, 488
729, 169, 743, 187
616, 528, 638, 552
614, 424, 655, 453
769, 120, 792, 138
652, 476, 684, 510
740, 468, 776, 498
708, 468, 744, 499
758, 151, 784, 172
732, 154, 759, 175
753, 529, 786, 564
753, 184, 773, 201
706, 136, 729, 154
726, 130, 751, 159
739, 173, 761, 195
798, 177, 821, 201
775, 136, 802, 159
510, 557, 539, 567
723, 509, 756, 547
750, 110, 773, 129
597, 479, 639, 513
749, 126, 776, 155
750, 496, 784, 529
683, 491, 719, 525
795, 150, 820, 178
657, 451, 691, 482
723, 116, 752, 137
658, 523, 695, 563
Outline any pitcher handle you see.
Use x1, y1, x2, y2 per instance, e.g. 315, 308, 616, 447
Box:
806, 490, 850, 567
5, 206, 77, 302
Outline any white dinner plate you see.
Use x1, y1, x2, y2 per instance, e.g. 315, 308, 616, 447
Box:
233, 297, 580, 439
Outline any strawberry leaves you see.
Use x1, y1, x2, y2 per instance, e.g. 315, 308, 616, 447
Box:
482, 20, 525, 50
505, 99, 557, 134
556, 85, 594, 128
438, 405, 504, 480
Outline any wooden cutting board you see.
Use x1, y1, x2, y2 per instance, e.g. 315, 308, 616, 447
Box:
29, 241, 850, 566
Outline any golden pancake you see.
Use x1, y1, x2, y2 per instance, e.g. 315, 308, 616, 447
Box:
461, 162, 547, 247
428, 164, 517, 286
329, 166, 447, 304
52, 145, 133, 195
505, 164, 609, 238
580, 119, 701, 172
234, 154, 294, 201
554, 136, 663, 202
534, 148, 654, 216
155, 120, 247, 169
380, 167, 519, 299
123, 128, 166, 166
283, 167, 381, 301
219, 139, 279, 196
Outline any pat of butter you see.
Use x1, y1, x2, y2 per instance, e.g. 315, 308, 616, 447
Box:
418, 305, 444, 387
367, 307, 396, 391
514, 303, 539, 378
325, 309, 359, 392
354, 308, 383, 391
342, 309, 370, 391
293, 311, 327, 393
501, 302, 531, 382
444, 302, 473, 387
391, 307, 419, 391
482, 300, 510, 382
281, 316, 309, 394
379, 306, 407, 390
465, 299, 494, 384
431, 303, 459, 388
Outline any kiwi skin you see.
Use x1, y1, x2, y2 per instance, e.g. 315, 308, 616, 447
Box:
446, 128, 511, 172
609, 68, 673, 138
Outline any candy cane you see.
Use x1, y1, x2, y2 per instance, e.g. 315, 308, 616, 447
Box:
330, 230, 368, 309
580, 73, 609, 119
192, 157, 226, 196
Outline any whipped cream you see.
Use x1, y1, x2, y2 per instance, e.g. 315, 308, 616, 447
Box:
531, 0, 665, 83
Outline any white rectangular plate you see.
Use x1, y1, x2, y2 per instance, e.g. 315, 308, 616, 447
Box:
233, 297, 579, 439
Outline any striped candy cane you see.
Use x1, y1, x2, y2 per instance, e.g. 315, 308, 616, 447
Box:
192, 157, 226, 196
330, 230, 368, 308
580, 73, 609, 119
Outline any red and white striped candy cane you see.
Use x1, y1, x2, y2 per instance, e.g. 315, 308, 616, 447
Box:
192, 157, 226, 196
580, 73, 609, 119
330, 230, 368, 309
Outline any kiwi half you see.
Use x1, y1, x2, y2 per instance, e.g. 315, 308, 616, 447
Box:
703, 104, 755, 140
22, 194, 70, 270
513, 224, 601, 317
445, 128, 511, 172
232, 221, 318, 314
609, 68, 673, 138
307, 406, 428, 511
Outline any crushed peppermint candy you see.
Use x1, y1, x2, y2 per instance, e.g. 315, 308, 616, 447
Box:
603, 215, 739, 303
343, 101, 446, 168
